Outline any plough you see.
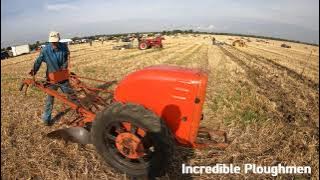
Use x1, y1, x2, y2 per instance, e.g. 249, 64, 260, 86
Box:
20, 65, 228, 177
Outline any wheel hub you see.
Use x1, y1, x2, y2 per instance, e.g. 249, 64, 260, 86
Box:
115, 132, 144, 159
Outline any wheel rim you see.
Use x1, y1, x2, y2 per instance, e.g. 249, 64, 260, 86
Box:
140, 43, 146, 49
104, 121, 154, 166
115, 132, 144, 159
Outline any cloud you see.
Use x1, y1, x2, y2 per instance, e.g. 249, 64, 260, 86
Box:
193, 25, 216, 31
207, 25, 215, 30
46, 3, 78, 11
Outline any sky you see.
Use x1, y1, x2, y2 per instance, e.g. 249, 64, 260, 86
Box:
1, 0, 319, 47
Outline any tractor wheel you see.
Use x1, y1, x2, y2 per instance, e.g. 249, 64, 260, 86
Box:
139, 42, 148, 50
91, 103, 175, 178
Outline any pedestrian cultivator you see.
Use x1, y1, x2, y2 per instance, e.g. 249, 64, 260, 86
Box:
20, 65, 228, 177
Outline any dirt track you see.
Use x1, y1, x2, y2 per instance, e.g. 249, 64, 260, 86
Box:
1, 35, 319, 179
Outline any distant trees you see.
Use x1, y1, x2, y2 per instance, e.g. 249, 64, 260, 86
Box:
72, 37, 81, 41
28, 41, 42, 50
186, 29, 193, 33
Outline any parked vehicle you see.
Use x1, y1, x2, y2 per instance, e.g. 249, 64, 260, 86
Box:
11, 44, 30, 56
59, 39, 73, 45
1, 51, 9, 60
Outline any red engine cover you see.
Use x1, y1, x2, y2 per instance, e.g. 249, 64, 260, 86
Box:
114, 65, 208, 147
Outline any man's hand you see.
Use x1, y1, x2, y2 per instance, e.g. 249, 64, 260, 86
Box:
29, 69, 35, 76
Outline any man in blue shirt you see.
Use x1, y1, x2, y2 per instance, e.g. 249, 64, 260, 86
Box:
29, 31, 76, 126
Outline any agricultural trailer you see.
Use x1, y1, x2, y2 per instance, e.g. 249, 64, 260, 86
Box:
20, 65, 228, 177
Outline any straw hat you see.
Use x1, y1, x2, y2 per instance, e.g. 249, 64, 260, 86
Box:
48, 31, 60, 42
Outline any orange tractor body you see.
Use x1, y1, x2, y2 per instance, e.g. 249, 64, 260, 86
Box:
115, 65, 207, 147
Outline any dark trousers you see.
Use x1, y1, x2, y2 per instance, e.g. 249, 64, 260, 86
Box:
43, 80, 76, 122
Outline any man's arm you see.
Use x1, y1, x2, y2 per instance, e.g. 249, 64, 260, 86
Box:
30, 50, 44, 75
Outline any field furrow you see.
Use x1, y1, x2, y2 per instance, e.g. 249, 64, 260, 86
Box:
219, 45, 319, 127
246, 45, 319, 79
232, 45, 319, 90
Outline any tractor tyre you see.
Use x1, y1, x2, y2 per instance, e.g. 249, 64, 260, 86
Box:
91, 102, 175, 178
139, 42, 148, 50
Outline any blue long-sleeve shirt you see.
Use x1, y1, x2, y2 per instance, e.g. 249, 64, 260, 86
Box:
33, 42, 70, 75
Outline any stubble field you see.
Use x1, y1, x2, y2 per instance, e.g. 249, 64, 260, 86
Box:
1, 35, 319, 179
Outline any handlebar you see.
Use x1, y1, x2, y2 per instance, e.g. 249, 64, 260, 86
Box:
19, 83, 25, 91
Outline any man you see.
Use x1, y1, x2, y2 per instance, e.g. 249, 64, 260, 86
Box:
29, 31, 76, 126
101, 37, 105, 44
212, 37, 216, 45
131, 35, 139, 49
127, 35, 138, 49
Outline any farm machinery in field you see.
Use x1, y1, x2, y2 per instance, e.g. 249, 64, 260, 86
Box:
232, 40, 247, 47
281, 43, 291, 48
138, 36, 165, 50
112, 35, 165, 51
20, 65, 228, 177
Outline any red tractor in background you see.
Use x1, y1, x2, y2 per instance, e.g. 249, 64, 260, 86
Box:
139, 36, 165, 50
